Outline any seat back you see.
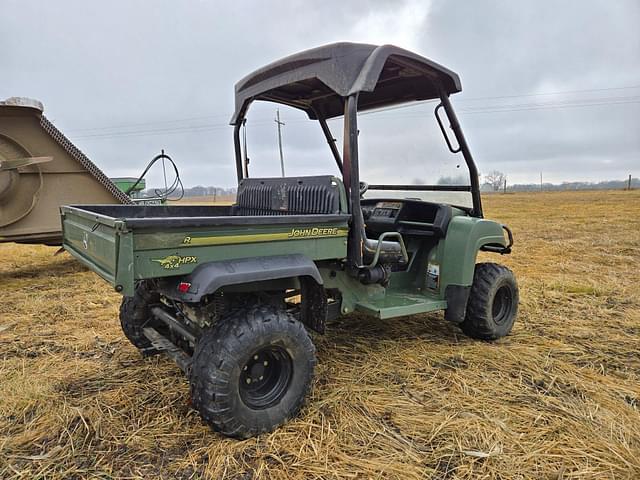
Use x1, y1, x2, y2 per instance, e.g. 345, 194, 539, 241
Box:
234, 176, 344, 216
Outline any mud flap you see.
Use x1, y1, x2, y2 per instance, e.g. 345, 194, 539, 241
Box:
444, 284, 471, 324
299, 276, 328, 334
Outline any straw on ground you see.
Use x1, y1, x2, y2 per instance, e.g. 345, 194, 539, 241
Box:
0, 189, 639, 479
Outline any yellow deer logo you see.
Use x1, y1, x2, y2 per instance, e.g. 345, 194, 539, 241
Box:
151, 254, 197, 270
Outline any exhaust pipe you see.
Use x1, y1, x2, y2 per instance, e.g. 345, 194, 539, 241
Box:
150, 306, 198, 344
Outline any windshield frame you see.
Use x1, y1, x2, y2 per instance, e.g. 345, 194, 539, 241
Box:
233, 89, 483, 218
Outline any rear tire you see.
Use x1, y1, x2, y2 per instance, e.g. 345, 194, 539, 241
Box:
461, 262, 518, 340
119, 282, 160, 354
189, 303, 316, 439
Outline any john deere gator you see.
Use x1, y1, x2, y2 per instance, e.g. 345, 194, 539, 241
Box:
61, 42, 518, 438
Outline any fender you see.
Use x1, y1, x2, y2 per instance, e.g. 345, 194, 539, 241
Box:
440, 216, 509, 288
157, 254, 322, 303
439, 216, 509, 323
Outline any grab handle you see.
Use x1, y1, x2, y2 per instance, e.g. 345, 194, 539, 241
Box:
435, 103, 461, 154
364, 231, 409, 268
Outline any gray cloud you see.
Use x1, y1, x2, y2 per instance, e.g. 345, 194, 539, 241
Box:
1, 0, 638, 188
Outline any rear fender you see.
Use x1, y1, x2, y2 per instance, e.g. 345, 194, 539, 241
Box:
157, 254, 322, 303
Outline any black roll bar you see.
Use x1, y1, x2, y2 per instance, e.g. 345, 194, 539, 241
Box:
234, 109, 343, 181
437, 92, 483, 218
317, 115, 343, 174
231, 88, 483, 277
233, 122, 244, 182
344, 94, 365, 271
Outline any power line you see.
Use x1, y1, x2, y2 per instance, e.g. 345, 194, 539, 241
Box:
68, 87, 640, 141
72, 119, 275, 139
357, 96, 640, 121
458, 84, 640, 102
458, 98, 640, 115
65, 83, 640, 135
360, 85, 640, 116
73, 123, 231, 139
65, 113, 233, 133
459, 94, 640, 110
72, 96, 640, 141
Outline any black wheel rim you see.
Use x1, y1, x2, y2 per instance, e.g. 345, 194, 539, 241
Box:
239, 346, 293, 409
492, 285, 513, 325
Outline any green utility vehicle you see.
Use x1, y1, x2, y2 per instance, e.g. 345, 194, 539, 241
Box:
61, 43, 518, 438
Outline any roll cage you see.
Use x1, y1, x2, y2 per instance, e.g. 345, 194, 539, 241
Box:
230, 42, 483, 271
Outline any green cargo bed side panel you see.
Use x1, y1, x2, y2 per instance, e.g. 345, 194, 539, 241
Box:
62, 216, 118, 281
61, 205, 349, 297
115, 231, 135, 295
136, 236, 346, 278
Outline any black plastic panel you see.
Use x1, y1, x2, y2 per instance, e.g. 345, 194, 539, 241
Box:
235, 176, 341, 215
362, 198, 452, 238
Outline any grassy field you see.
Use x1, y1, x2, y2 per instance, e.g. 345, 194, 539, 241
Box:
1, 190, 639, 479
176, 195, 235, 205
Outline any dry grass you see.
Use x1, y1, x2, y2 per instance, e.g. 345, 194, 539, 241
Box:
175, 195, 235, 205
1, 189, 639, 479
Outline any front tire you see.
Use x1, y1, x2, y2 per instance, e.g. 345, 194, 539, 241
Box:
189, 303, 316, 438
461, 263, 518, 340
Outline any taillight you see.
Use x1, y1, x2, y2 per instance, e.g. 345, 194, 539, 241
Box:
178, 282, 191, 293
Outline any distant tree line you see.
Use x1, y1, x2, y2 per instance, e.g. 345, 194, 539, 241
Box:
505, 178, 639, 192
435, 170, 639, 193
145, 186, 237, 198
151, 177, 638, 197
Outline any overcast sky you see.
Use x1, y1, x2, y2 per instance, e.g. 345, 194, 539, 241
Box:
2, 0, 639, 188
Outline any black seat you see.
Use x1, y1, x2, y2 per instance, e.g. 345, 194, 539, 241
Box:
233, 176, 343, 216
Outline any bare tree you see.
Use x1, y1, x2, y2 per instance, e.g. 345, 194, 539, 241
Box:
437, 174, 468, 185
484, 170, 506, 191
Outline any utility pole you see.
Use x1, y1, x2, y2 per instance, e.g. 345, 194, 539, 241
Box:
275, 109, 285, 177
503, 178, 507, 194
540, 172, 543, 192
628, 174, 632, 190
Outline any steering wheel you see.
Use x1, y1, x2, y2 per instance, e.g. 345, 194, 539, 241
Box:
359, 181, 369, 197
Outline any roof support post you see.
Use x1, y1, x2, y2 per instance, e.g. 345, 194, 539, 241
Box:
233, 122, 244, 181
438, 92, 484, 218
317, 115, 343, 174
343, 94, 364, 272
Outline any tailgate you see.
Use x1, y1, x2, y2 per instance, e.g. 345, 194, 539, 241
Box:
60, 206, 121, 285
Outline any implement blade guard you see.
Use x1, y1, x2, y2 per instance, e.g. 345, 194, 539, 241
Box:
0, 97, 130, 245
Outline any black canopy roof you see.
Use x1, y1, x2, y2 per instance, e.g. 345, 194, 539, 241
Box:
231, 42, 462, 124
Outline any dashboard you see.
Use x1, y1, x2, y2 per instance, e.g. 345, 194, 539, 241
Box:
362, 199, 452, 238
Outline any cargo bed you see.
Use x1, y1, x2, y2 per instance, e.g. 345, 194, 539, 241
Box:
61, 204, 350, 296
